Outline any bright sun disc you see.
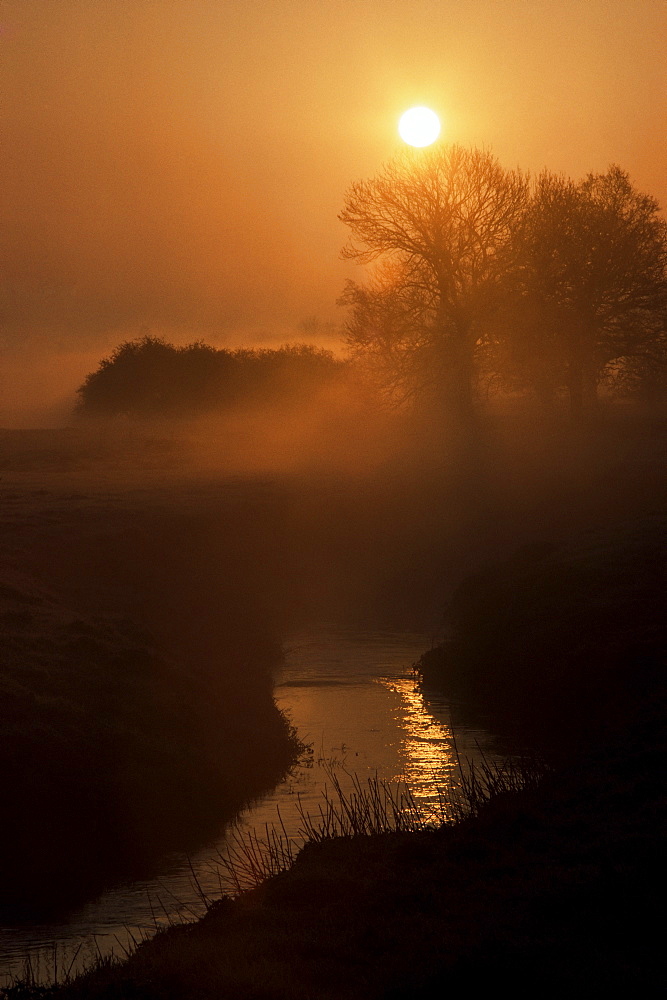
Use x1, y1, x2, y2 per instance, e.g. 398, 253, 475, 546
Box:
398, 106, 441, 147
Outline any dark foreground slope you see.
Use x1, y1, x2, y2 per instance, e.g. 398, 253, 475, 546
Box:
0, 579, 297, 923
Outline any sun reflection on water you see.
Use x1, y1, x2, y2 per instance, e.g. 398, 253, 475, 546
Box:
380, 676, 461, 806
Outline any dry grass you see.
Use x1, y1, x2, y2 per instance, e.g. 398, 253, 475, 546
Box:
206, 748, 547, 896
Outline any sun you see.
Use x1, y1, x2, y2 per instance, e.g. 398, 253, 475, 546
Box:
398, 106, 441, 147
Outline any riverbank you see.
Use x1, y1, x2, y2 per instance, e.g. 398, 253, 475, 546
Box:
0, 467, 303, 922
6, 504, 663, 997
0, 423, 462, 924
418, 513, 665, 754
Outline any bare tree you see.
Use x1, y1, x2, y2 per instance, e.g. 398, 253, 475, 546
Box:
512, 167, 667, 420
339, 146, 529, 429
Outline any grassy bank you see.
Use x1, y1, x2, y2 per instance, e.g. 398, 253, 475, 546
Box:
418, 515, 665, 753
0, 583, 299, 922
0, 470, 302, 922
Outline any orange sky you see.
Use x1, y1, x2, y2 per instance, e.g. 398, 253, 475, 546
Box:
1, 0, 666, 417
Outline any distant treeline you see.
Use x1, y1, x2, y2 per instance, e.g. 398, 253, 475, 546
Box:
76, 338, 346, 418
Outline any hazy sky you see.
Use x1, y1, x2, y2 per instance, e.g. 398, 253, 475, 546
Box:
2, 0, 666, 416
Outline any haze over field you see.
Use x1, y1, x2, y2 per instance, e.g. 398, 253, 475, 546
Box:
1, 0, 666, 424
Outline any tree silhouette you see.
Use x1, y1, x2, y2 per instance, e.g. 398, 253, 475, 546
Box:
76, 336, 184, 416
76, 337, 344, 418
339, 145, 529, 429
340, 151, 666, 425
508, 167, 667, 420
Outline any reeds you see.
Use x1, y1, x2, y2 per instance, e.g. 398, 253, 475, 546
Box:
0, 941, 115, 998
211, 811, 298, 896
210, 748, 547, 895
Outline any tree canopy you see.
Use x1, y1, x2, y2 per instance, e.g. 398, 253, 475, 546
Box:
340, 147, 666, 423
339, 146, 529, 425
76, 337, 344, 418
510, 166, 667, 417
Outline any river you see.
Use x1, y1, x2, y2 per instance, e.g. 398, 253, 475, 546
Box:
0, 622, 501, 987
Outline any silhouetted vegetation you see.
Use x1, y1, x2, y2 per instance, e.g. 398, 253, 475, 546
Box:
340, 146, 529, 432
492, 166, 667, 420
75, 338, 345, 418
340, 147, 666, 429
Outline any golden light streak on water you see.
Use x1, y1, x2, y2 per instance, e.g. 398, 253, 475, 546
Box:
380, 676, 461, 808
